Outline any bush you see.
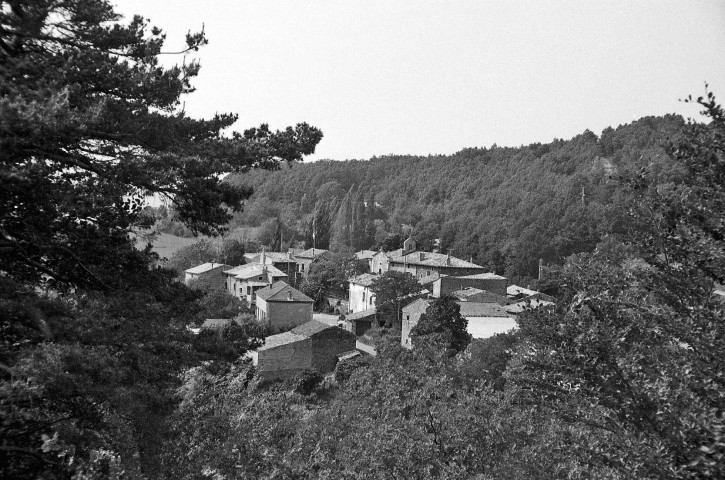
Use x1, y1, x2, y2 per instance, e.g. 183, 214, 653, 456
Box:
295, 369, 323, 395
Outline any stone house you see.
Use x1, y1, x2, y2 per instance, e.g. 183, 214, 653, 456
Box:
432, 272, 508, 298
401, 298, 431, 349
184, 262, 231, 285
223, 263, 287, 304
250, 320, 357, 381
293, 248, 329, 278
401, 298, 517, 349
370, 237, 418, 274
371, 237, 487, 279
344, 308, 376, 336
244, 250, 297, 279
354, 249, 377, 272
348, 273, 379, 313
255, 281, 314, 329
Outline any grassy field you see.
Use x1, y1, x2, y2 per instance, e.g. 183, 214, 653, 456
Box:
135, 232, 202, 260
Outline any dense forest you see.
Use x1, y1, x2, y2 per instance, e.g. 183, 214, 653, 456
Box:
2, 1, 723, 479
225, 114, 685, 281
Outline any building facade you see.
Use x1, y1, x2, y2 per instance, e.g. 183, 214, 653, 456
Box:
348, 273, 378, 313
184, 262, 231, 285
255, 281, 314, 329
250, 320, 357, 381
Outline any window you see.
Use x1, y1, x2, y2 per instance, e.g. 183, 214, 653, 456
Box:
362, 291, 366, 302
247, 286, 251, 295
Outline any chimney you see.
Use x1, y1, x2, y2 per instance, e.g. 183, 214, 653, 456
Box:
446, 253, 451, 266
419, 252, 424, 261
287, 290, 293, 301
260, 247, 266, 266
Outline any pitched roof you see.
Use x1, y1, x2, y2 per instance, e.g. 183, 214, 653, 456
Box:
223, 263, 287, 279
295, 248, 328, 259
291, 320, 334, 336
185, 262, 230, 274
355, 250, 377, 260
452, 287, 487, 298
458, 272, 507, 280
388, 251, 484, 269
255, 281, 313, 302
244, 251, 295, 264
350, 273, 379, 287
257, 331, 307, 351
346, 308, 376, 321
507, 285, 540, 298
458, 302, 510, 318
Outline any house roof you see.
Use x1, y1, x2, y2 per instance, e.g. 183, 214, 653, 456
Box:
355, 250, 377, 260
257, 331, 307, 351
507, 285, 540, 298
402, 298, 432, 314
349, 273, 379, 287
458, 272, 507, 280
224, 263, 287, 279
244, 251, 295, 264
452, 287, 487, 298
451, 287, 506, 302
185, 262, 230, 275
458, 302, 510, 318
255, 281, 313, 302
291, 320, 334, 336
388, 250, 484, 269
295, 248, 328, 259
346, 308, 376, 321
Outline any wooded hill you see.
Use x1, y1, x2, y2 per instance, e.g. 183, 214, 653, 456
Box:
226, 114, 686, 281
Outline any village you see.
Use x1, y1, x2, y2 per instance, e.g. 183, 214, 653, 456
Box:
184, 236, 554, 382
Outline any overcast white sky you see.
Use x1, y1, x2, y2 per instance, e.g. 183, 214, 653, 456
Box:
115, 1, 725, 161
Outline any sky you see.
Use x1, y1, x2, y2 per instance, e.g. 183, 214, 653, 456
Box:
115, 1, 725, 161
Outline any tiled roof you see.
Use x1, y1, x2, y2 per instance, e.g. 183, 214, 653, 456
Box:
452, 287, 487, 298
224, 264, 287, 279
255, 281, 313, 302
185, 262, 230, 274
346, 308, 376, 321
244, 251, 295, 263
355, 250, 377, 260
459, 272, 507, 280
388, 251, 484, 269
350, 273, 379, 287
291, 320, 334, 337
458, 302, 510, 318
258, 331, 307, 351
295, 248, 328, 259
507, 285, 540, 298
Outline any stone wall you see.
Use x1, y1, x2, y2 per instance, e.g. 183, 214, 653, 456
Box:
309, 328, 357, 373
266, 301, 313, 329
254, 338, 311, 380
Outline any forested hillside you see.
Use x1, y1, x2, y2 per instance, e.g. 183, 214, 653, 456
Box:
226, 115, 685, 280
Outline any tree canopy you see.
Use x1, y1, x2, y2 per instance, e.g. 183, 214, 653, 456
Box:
0, 0, 322, 291
0, 1, 321, 478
